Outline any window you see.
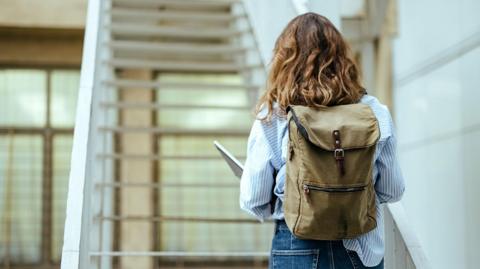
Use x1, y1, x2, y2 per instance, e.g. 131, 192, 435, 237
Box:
112, 72, 272, 267
155, 73, 272, 259
0, 68, 79, 267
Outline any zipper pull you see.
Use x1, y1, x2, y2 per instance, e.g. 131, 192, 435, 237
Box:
303, 184, 311, 203
303, 184, 310, 195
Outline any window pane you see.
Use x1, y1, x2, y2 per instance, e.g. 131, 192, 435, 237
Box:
156, 74, 253, 130
0, 135, 43, 263
50, 70, 80, 127
0, 70, 47, 126
158, 136, 273, 253
52, 135, 73, 262
160, 222, 272, 253
158, 109, 252, 130
160, 136, 246, 159
154, 73, 271, 255
157, 73, 247, 107
159, 136, 246, 185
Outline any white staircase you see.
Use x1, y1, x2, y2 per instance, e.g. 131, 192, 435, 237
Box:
62, 0, 269, 268
62, 0, 431, 268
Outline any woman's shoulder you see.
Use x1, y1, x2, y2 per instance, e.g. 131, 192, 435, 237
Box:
360, 95, 394, 141
256, 102, 288, 124
251, 102, 288, 166
253, 105, 288, 147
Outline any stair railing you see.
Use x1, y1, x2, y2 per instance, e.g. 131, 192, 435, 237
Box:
61, 0, 116, 268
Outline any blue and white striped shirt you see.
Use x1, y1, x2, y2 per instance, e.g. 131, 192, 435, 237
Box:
239, 95, 405, 267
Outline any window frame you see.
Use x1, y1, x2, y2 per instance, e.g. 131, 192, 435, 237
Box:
0, 66, 78, 268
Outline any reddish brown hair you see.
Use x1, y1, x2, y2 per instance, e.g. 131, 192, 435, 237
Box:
257, 12, 365, 120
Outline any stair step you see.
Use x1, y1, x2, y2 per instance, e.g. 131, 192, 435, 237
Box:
109, 8, 245, 23
96, 215, 257, 223
95, 182, 238, 188
107, 23, 247, 39
98, 126, 250, 136
89, 251, 269, 258
100, 102, 251, 110
97, 153, 237, 160
107, 40, 252, 56
103, 79, 261, 91
113, 0, 241, 9
105, 58, 261, 72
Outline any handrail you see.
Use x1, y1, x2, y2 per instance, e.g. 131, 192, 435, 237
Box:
386, 203, 431, 269
89, 251, 270, 258
241, 0, 298, 69
60, 0, 104, 268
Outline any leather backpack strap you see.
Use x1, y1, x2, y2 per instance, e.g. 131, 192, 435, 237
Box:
270, 169, 278, 214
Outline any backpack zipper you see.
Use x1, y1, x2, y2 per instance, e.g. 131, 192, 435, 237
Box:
303, 184, 366, 195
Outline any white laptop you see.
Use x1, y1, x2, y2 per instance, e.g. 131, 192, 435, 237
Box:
213, 140, 244, 179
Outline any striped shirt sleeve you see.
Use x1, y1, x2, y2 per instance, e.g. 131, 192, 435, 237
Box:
374, 131, 405, 203
239, 118, 275, 221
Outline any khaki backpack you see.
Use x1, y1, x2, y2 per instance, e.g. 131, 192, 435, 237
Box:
284, 103, 380, 240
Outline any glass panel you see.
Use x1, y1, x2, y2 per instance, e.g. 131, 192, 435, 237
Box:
158, 73, 243, 84
159, 135, 246, 186
158, 135, 273, 253
156, 73, 253, 130
160, 136, 246, 158
51, 135, 73, 262
0, 70, 47, 126
157, 73, 247, 107
0, 135, 43, 263
160, 222, 272, 253
50, 70, 80, 127
161, 159, 235, 184
155, 73, 272, 255
158, 109, 252, 130
159, 88, 249, 107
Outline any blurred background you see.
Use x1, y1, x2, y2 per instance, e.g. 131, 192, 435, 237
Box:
0, 0, 478, 269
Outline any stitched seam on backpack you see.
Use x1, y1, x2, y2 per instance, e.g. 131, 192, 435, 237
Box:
291, 124, 305, 235
288, 120, 302, 233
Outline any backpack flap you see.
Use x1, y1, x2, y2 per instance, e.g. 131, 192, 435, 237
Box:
288, 104, 380, 151
287, 103, 380, 186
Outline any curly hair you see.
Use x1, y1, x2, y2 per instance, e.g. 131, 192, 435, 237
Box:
256, 12, 365, 120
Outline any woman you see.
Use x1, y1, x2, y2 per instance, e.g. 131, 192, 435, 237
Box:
239, 12, 405, 269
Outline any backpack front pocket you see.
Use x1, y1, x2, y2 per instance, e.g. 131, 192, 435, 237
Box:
293, 181, 376, 240
302, 183, 366, 194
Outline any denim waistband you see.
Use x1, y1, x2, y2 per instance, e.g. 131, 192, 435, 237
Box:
274, 219, 344, 244
274, 219, 290, 231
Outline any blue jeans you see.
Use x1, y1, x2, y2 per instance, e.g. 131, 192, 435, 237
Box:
269, 220, 384, 269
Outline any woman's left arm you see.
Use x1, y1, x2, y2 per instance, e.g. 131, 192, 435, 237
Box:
239, 119, 276, 222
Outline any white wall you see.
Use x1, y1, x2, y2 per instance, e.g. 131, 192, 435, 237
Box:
0, 0, 86, 28
393, 0, 480, 268
307, 0, 340, 28
242, 0, 298, 67
242, 0, 340, 68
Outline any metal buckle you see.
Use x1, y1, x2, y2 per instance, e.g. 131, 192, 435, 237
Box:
334, 148, 344, 158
